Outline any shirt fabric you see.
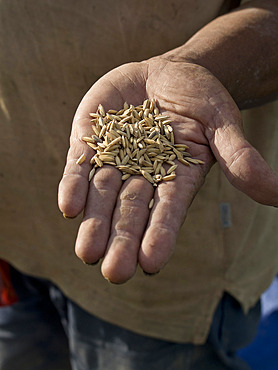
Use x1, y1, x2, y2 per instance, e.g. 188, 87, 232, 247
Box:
0, 0, 277, 344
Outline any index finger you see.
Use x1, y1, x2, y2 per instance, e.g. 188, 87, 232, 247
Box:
139, 161, 208, 274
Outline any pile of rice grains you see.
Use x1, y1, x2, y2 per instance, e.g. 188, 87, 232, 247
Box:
77, 100, 204, 192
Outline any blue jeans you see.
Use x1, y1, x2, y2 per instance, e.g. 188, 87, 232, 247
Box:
238, 275, 278, 370
0, 264, 260, 370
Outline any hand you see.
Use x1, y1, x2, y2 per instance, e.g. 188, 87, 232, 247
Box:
58, 57, 278, 283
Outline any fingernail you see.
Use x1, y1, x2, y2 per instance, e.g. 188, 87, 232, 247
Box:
103, 276, 122, 285
143, 270, 160, 277
82, 259, 100, 266
62, 212, 76, 219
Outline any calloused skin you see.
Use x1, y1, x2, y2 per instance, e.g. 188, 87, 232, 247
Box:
58, 57, 278, 284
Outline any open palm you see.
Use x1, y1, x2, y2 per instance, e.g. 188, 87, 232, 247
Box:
58, 56, 278, 283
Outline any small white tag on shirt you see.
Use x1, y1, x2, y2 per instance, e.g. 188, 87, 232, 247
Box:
219, 202, 232, 228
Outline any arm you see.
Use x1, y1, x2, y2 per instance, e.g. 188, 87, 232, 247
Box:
165, 0, 278, 108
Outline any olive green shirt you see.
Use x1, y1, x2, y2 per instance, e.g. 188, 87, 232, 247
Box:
0, 0, 277, 344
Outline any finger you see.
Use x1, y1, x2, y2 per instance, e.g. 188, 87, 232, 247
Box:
101, 176, 154, 284
212, 124, 278, 206
58, 117, 95, 217
58, 74, 127, 218
139, 164, 206, 274
75, 166, 123, 264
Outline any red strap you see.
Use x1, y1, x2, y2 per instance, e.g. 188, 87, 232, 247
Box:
0, 260, 19, 306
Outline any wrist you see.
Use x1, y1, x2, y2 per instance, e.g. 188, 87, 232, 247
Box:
157, 2, 278, 109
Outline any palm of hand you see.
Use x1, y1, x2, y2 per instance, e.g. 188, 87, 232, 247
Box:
58, 57, 278, 283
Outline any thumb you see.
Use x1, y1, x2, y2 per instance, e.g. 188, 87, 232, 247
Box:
211, 123, 278, 206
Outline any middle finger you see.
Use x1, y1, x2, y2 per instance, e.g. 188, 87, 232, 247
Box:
101, 176, 154, 283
